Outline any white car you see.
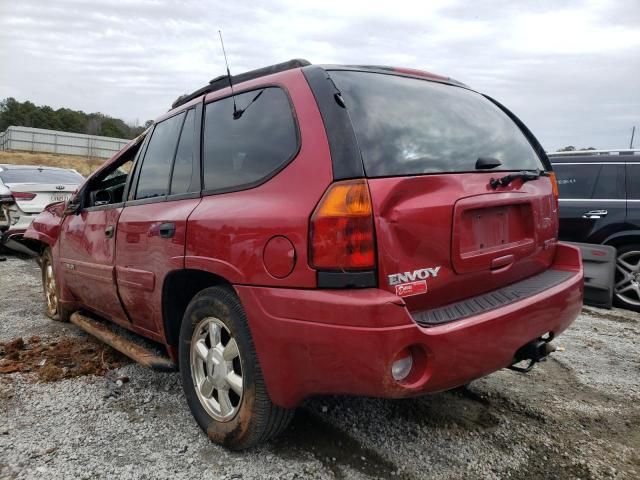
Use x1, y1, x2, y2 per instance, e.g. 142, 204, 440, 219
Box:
0, 164, 84, 253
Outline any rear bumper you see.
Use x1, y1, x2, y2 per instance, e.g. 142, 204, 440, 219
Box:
236, 243, 583, 408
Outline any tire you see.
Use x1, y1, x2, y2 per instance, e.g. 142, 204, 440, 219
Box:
40, 248, 72, 322
613, 243, 640, 312
178, 286, 294, 450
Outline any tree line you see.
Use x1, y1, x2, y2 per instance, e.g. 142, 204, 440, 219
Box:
0, 97, 152, 139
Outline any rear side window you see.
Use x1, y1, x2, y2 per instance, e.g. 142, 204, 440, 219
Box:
136, 112, 185, 199
627, 164, 640, 199
553, 163, 625, 199
170, 109, 197, 195
202, 87, 298, 192
329, 71, 543, 177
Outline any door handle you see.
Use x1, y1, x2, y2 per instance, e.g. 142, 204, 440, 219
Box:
582, 210, 608, 219
159, 222, 176, 238
104, 225, 114, 238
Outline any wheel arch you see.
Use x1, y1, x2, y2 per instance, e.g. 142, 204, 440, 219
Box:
602, 230, 640, 249
162, 268, 234, 350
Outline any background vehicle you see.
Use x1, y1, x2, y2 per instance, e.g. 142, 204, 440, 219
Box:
0, 164, 83, 253
25, 60, 583, 449
549, 149, 640, 311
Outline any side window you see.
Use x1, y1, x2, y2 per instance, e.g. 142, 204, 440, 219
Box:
592, 164, 625, 199
628, 164, 640, 199
202, 87, 298, 192
135, 112, 185, 200
88, 160, 133, 207
170, 109, 196, 195
553, 164, 599, 199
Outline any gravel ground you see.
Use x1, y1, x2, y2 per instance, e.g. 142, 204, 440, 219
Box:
1, 255, 639, 479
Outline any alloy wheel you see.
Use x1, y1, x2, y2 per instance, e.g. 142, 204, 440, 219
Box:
190, 316, 244, 421
614, 250, 640, 307
44, 263, 58, 316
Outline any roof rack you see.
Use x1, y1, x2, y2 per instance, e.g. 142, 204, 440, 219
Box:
171, 58, 311, 109
547, 149, 640, 156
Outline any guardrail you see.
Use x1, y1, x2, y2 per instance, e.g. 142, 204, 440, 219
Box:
0, 126, 128, 159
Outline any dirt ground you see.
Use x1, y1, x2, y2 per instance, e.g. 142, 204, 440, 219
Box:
0, 254, 639, 479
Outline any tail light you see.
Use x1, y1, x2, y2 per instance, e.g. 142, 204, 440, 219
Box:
310, 179, 375, 270
11, 191, 36, 201
548, 172, 559, 208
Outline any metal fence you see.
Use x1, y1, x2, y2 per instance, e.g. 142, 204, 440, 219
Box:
0, 126, 129, 159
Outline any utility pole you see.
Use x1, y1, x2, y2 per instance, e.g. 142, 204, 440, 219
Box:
631, 126, 636, 149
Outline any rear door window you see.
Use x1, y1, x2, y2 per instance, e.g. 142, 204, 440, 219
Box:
202, 87, 298, 192
627, 164, 640, 199
170, 109, 197, 195
135, 112, 185, 200
554, 163, 624, 199
329, 70, 543, 177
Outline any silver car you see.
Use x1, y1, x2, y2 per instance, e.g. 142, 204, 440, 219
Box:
0, 164, 84, 253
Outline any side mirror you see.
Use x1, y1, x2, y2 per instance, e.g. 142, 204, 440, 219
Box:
63, 199, 81, 216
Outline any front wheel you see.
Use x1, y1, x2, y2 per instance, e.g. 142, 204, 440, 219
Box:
178, 286, 294, 450
40, 248, 71, 322
614, 244, 640, 312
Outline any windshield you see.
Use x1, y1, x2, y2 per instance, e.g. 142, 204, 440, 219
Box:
0, 168, 84, 184
329, 70, 544, 177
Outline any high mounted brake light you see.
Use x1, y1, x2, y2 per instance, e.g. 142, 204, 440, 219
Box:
310, 179, 375, 270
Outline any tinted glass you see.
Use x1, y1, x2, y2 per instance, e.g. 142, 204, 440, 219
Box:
628, 164, 640, 199
136, 112, 184, 199
170, 109, 196, 195
203, 87, 297, 191
0, 169, 83, 184
553, 164, 598, 198
592, 164, 624, 199
329, 71, 543, 177
554, 163, 625, 199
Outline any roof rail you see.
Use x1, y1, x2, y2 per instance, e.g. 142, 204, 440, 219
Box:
547, 148, 640, 156
171, 59, 311, 109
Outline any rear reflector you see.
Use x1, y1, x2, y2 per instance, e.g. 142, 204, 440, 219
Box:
11, 191, 36, 200
310, 179, 375, 270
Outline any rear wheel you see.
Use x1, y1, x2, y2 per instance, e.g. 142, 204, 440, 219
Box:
179, 286, 294, 450
40, 248, 72, 322
614, 244, 640, 312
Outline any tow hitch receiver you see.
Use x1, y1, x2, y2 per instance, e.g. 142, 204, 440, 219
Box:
508, 337, 559, 373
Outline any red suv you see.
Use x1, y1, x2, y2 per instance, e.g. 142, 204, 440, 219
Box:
25, 60, 583, 449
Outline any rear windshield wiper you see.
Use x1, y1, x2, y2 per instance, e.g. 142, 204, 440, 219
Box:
490, 170, 549, 189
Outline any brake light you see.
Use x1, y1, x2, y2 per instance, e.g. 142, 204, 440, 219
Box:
11, 191, 36, 201
310, 179, 375, 270
548, 172, 559, 208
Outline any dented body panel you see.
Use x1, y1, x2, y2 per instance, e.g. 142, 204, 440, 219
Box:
24, 62, 584, 410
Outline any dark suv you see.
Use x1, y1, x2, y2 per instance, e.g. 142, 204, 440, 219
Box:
550, 150, 640, 311
25, 60, 583, 449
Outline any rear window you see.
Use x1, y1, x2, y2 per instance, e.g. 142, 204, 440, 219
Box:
0, 168, 83, 184
329, 71, 543, 177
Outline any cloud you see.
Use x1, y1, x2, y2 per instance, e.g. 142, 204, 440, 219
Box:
0, 0, 638, 149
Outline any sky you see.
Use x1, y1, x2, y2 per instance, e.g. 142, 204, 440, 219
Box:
0, 0, 639, 151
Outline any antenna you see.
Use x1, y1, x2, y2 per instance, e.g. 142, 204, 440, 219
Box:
218, 30, 240, 119
631, 126, 636, 149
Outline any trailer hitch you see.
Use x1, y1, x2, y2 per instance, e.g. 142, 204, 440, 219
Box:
508, 337, 561, 373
